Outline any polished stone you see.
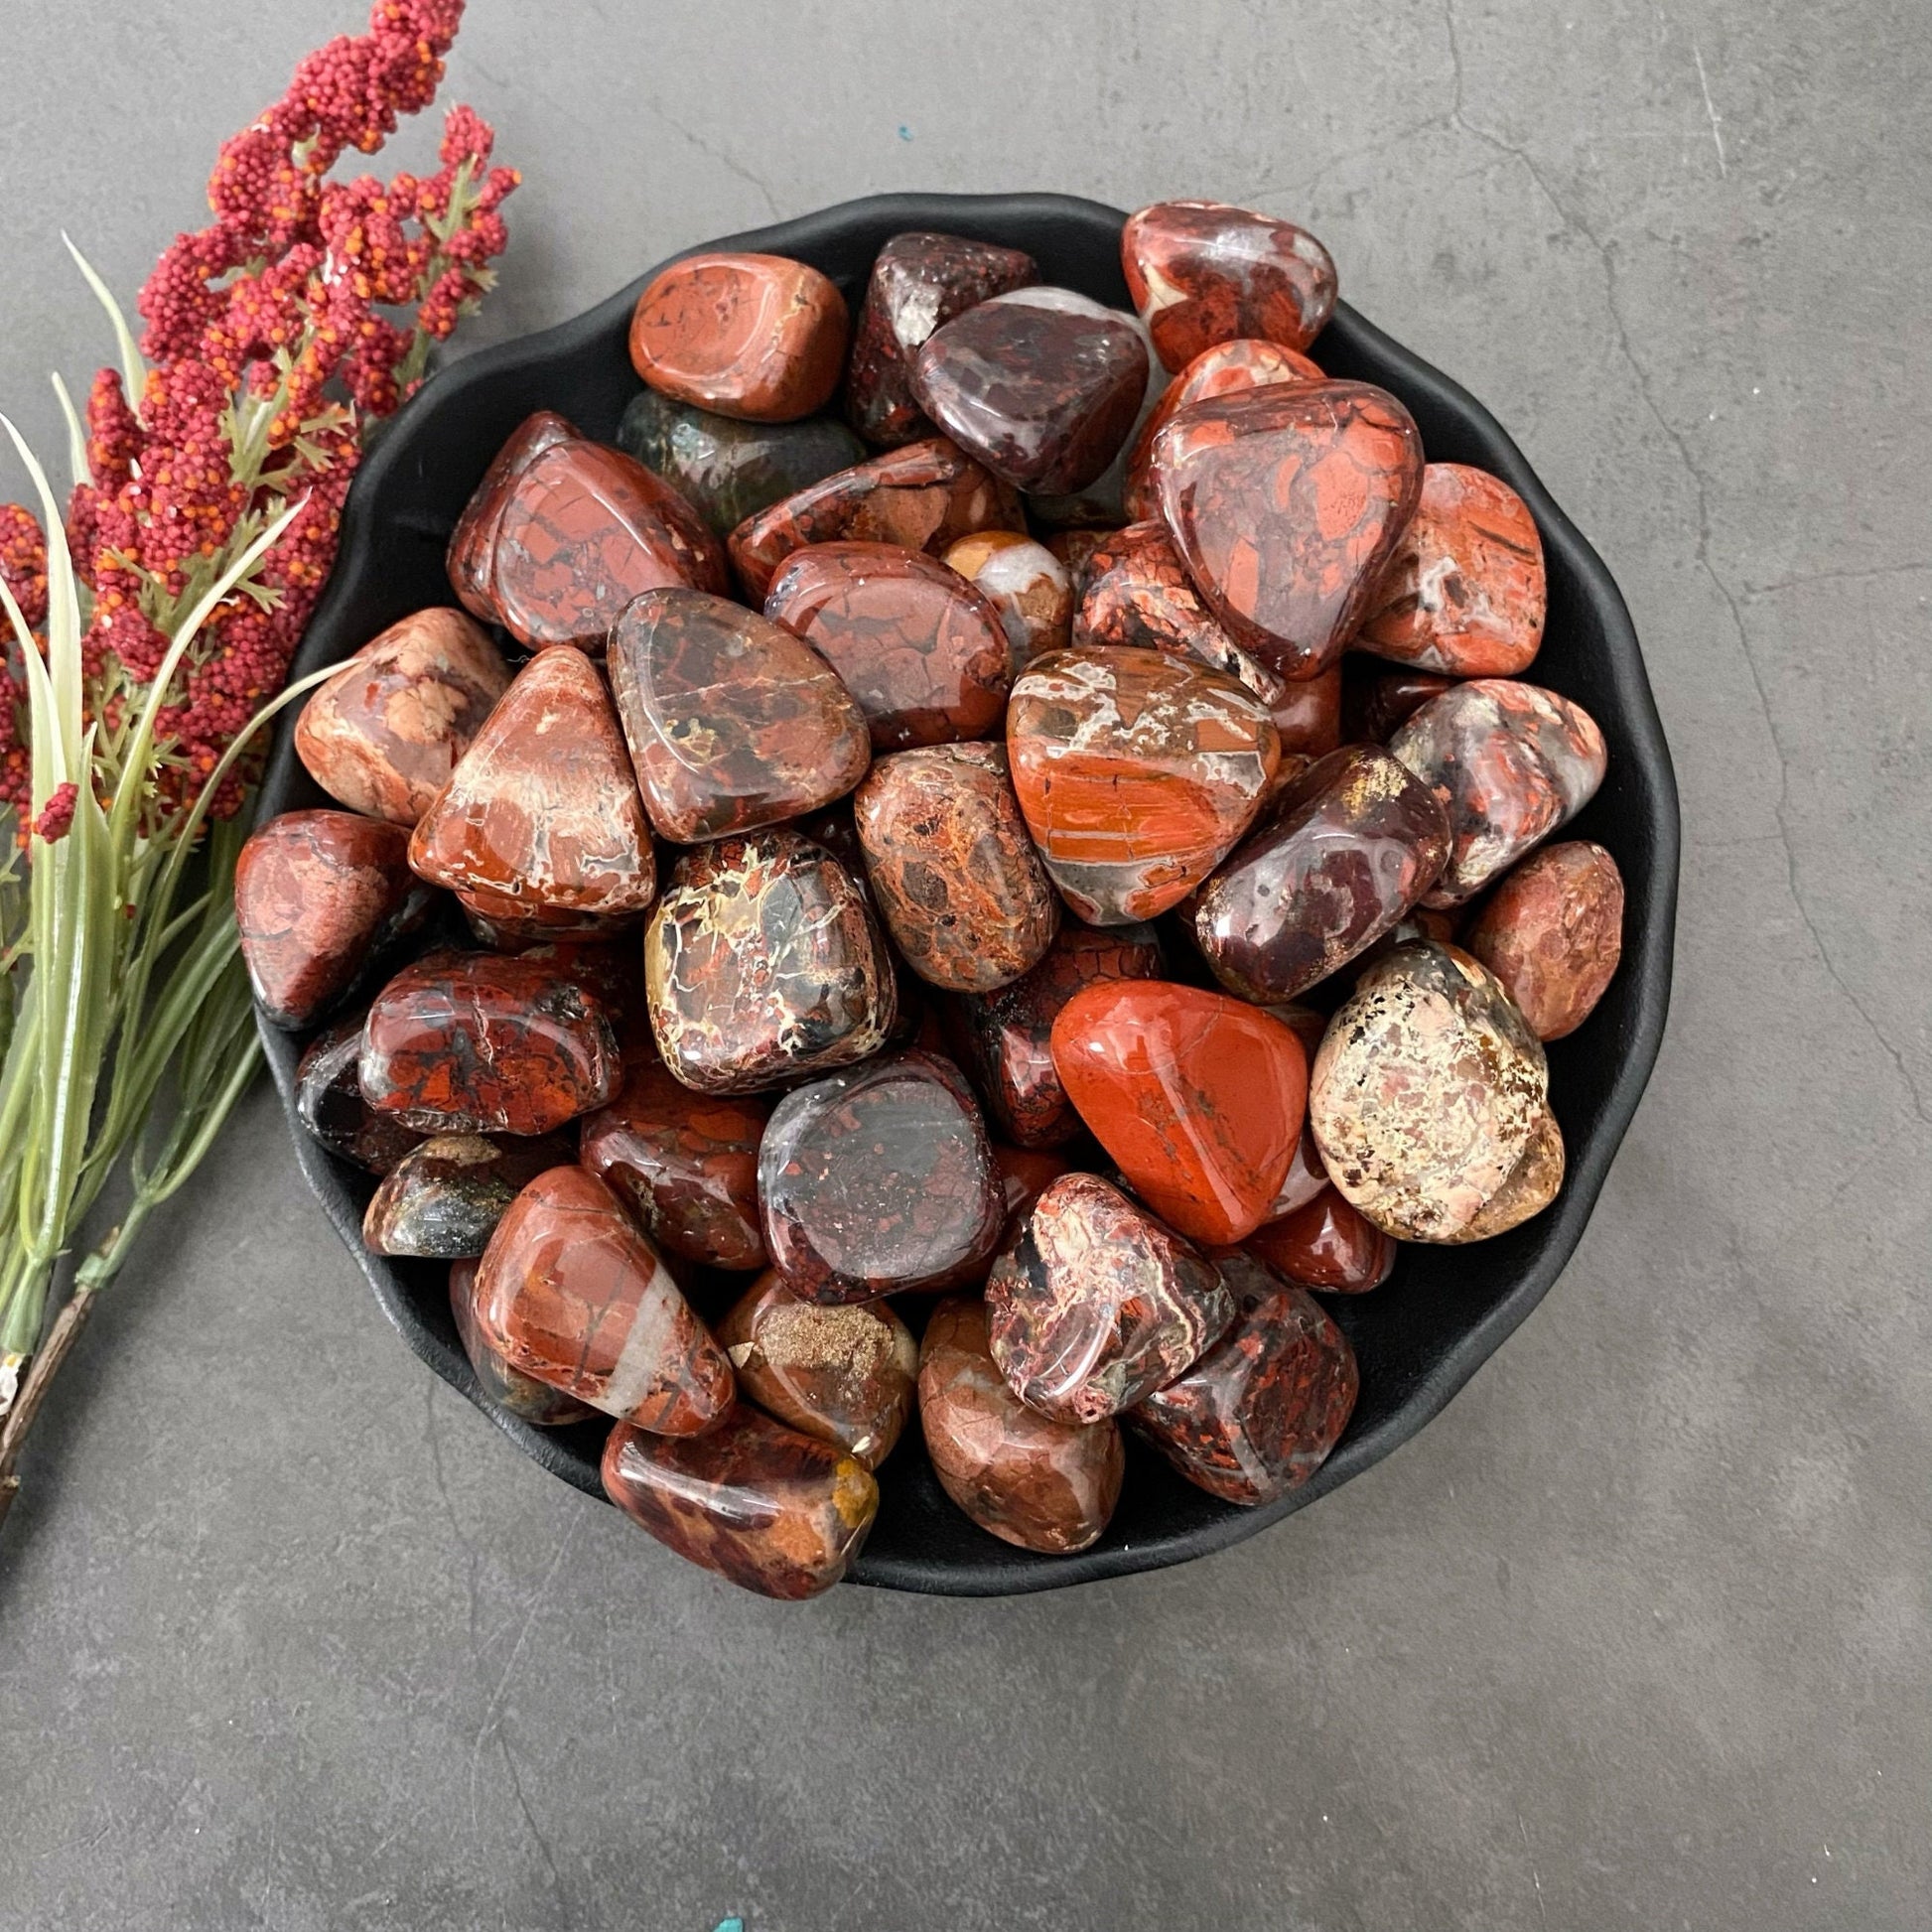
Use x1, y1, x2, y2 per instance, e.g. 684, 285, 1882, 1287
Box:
1268, 666, 1344, 760
1042, 526, 1121, 585
361, 1133, 567, 1258
448, 1255, 596, 1427
1258, 1004, 1332, 1219
1464, 839, 1625, 1039
991, 1144, 1072, 1219
1344, 667, 1456, 742
1440, 1104, 1566, 1242
1243, 1185, 1398, 1292
292, 1012, 423, 1175
941, 530, 1073, 669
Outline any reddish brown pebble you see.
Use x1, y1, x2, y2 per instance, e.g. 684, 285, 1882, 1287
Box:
455, 888, 638, 950
449, 1257, 595, 1427
1042, 527, 1121, 586
362, 1133, 567, 1259
1269, 665, 1343, 758
293, 1013, 422, 1175
1244, 1187, 1397, 1293
1345, 669, 1455, 743
992, 1145, 1072, 1219
1259, 1005, 1330, 1218
1464, 841, 1625, 1039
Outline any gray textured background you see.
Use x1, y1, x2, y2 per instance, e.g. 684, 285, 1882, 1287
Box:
1, 2, 1928, 1928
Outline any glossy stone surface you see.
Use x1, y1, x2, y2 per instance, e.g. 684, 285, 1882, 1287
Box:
1007, 645, 1280, 923
986, 1173, 1234, 1425
361, 1133, 565, 1258
1123, 200, 1338, 370
609, 587, 870, 843
602, 1407, 877, 1599
992, 1145, 1072, 1219
1260, 1005, 1331, 1219
728, 436, 1024, 601
407, 646, 656, 918
359, 953, 621, 1136
1442, 1104, 1566, 1242
1345, 669, 1455, 743
1154, 381, 1424, 680
1188, 745, 1452, 1002
643, 830, 897, 1094
1243, 1186, 1397, 1293
455, 890, 637, 951
294, 607, 510, 826
626, 252, 849, 422
852, 742, 1058, 992
1017, 308, 1163, 532
910, 288, 1151, 494
1269, 666, 1344, 759
236, 811, 430, 1031
475, 1165, 733, 1432
448, 1256, 595, 1427
716, 1272, 917, 1467
1464, 840, 1625, 1039
1309, 941, 1549, 1242
941, 530, 1073, 670
759, 1049, 1004, 1304
918, 1296, 1124, 1554
1131, 1249, 1358, 1505
1388, 679, 1608, 905
1042, 527, 1120, 585
845, 230, 1039, 447
764, 540, 1013, 749
293, 1014, 423, 1175
580, 1059, 769, 1270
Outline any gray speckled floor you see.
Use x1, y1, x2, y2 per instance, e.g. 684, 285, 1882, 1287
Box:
0, 3, 1927, 1928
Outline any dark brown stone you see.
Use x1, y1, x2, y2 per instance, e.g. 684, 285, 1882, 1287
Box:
362, 1133, 569, 1258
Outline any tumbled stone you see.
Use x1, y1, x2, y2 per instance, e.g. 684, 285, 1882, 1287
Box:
362, 1133, 567, 1258
1442, 1104, 1565, 1242
627, 251, 849, 422
717, 1272, 917, 1467
1007, 645, 1280, 923
293, 1013, 423, 1175
517, 940, 655, 1066
475, 1165, 734, 1432
1388, 679, 1608, 905
1243, 1186, 1397, 1293
1259, 1005, 1331, 1219
449, 1256, 595, 1427
1343, 669, 1454, 743
294, 608, 510, 826
643, 830, 897, 1094
455, 889, 637, 950
987, 1173, 1234, 1424
1154, 381, 1423, 680
609, 587, 870, 843
1043, 527, 1120, 585
1122, 200, 1337, 371
1020, 309, 1164, 531
992, 1145, 1072, 1219
918, 1296, 1124, 1554
1268, 666, 1344, 759
1464, 840, 1624, 1039
236, 810, 432, 1031
941, 530, 1073, 670
1310, 941, 1549, 1242
603, 1406, 877, 1598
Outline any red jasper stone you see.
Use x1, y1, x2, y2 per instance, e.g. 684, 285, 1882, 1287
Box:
455, 888, 639, 951
602, 1406, 878, 1599
910, 288, 1152, 493
511, 938, 655, 1066
1006, 645, 1280, 924
1050, 981, 1309, 1245
449, 1257, 595, 1427
294, 607, 510, 826
1042, 527, 1120, 586
1358, 463, 1546, 676
1464, 840, 1624, 1039
852, 742, 1059, 993
475, 1165, 734, 1433
986, 1172, 1234, 1425
626, 252, 850, 423
359, 952, 621, 1135
763, 540, 1013, 749
845, 230, 1039, 447
1244, 1187, 1397, 1293
1122, 200, 1338, 371
1269, 665, 1344, 759
579, 1059, 769, 1271
1154, 381, 1423, 680
236, 810, 431, 1031
992, 1145, 1072, 1219
1388, 679, 1608, 905
293, 1013, 423, 1175
1344, 668, 1455, 743
941, 530, 1073, 670
407, 646, 656, 917
362, 1132, 569, 1259
729, 436, 1024, 601
918, 1295, 1124, 1554
1258, 1005, 1330, 1219
608, 587, 870, 843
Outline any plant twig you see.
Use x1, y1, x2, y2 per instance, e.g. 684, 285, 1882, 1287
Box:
0, 1279, 97, 1540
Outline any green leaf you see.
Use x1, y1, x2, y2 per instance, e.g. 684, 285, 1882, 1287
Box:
61, 233, 146, 403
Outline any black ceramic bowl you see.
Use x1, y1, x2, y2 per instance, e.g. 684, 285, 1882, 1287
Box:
257, 193, 1679, 1596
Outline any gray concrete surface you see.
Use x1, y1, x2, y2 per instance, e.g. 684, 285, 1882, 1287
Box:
1, 2, 1927, 1927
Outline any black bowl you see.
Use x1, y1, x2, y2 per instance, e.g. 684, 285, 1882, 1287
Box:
257, 193, 1679, 1595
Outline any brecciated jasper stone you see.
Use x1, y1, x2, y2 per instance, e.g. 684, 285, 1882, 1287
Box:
1388, 679, 1608, 905
407, 646, 656, 917
1188, 744, 1452, 1003
1243, 1186, 1397, 1293
987, 1173, 1235, 1424
1154, 381, 1424, 680
845, 230, 1039, 447
1042, 527, 1119, 586
717, 1272, 917, 1468
1443, 1104, 1565, 1243
910, 288, 1152, 494
919, 1296, 1124, 1555
579, 1059, 769, 1271
449, 1257, 595, 1427
361, 1133, 566, 1258
294, 607, 509, 826
1345, 669, 1455, 743
1122, 200, 1338, 371
643, 831, 897, 1094
1358, 463, 1547, 676
758, 1049, 1005, 1304
763, 540, 1013, 749
942, 530, 1073, 669
447, 411, 728, 651
293, 1013, 422, 1175
1310, 941, 1549, 1242
1464, 840, 1624, 1039
626, 252, 849, 423
236, 811, 430, 1030
853, 743, 1059, 993
1007, 645, 1280, 924
359, 953, 620, 1135
475, 1165, 734, 1432
602, 1407, 877, 1599
608, 588, 870, 843
729, 436, 1024, 601
1131, 1248, 1357, 1506
1050, 981, 1309, 1246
